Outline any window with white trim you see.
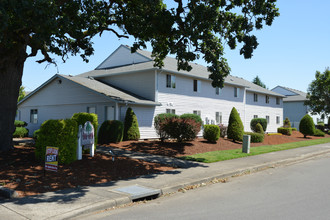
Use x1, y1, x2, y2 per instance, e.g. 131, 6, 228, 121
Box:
193, 79, 201, 93
276, 97, 280, 105
166, 74, 176, 88
30, 109, 38, 124
215, 112, 222, 124
254, 93, 258, 102
193, 110, 201, 117
276, 116, 280, 124
215, 87, 222, 95
266, 115, 270, 124
266, 95, 270, 104
166, 109, 176, 114
234, 87, 239, 97
254, 115, 258, 119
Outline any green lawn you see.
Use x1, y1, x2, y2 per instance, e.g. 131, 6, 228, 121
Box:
179, 138, 330, 163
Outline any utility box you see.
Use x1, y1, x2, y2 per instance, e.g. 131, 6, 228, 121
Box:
242, 135, 251, 153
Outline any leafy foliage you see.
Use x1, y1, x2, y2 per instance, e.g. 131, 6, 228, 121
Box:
14, 120, 27, 127
227, 107, 244, 142
314, 129, 325, 137
98, 120, 124, 144
123, 107, 140, 141
299, 114, 315, 138
305, 68, 330, 119
72, 112, 98, 144
277, 127, 292, 136
203, 125, 220, 143
165, 118, 201, 142
219, 124, 228, 138
13, 127, 28, 138
252, 76, 267, 88
17, 86, 26, 102
180, 113, 202, 125
35, 119, 78, 164
250, 118, 267, 132
255, 123, 264, 134
154, 113, 179, 141
283, 117, 291, 128
244, 132, 264, 143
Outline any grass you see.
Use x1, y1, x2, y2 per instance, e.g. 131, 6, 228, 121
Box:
180, 138, 330, 163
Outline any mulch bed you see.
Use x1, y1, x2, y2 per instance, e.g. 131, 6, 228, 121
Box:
1, 131, 328, 198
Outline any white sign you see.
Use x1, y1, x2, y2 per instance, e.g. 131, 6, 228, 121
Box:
81, 121, 94, 146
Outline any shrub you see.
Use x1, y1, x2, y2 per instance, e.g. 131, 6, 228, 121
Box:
277, 127, 292, 136
154, 113, 178, 141
255, 123, 264, 134
244, 132, 264, 143
314, 129, 325, 137
316, 122, 325, 132
98, 120, 124, 144
35, 119, 78, 164
13, 127, 29, 138
328, 130, 330, 135
219, 124, 227, 138
203, 125, 220, 143
14, 120, 27, 127
72, 112, 98, 144
283, 117, 291, 128
33, 129, 40, 140
227, 107, 244, 142
292, 127, 297, 131
299, 114, 315, 138
180, 113, 203, 125
123, 107, 140, 141
250, 118, 267, 132
165, 117, 201, 142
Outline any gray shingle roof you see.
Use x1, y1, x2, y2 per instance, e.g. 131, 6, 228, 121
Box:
78, 45, 284, 97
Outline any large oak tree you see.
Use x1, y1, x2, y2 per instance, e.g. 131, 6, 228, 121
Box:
0, 0, 279, 151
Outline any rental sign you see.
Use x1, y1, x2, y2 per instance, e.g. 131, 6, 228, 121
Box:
45, 146, 59, 172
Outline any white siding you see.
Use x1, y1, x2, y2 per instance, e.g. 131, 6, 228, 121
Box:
99, 70, 156, 101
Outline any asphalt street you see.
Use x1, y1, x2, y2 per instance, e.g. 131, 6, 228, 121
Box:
83, 154, 330, 220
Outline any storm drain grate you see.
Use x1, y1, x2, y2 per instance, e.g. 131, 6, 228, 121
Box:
112, 185, 161, 200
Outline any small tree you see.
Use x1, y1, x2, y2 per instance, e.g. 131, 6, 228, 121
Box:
299, 114, 315, 138
252, 76, 267, 89
250, 118, 267, 132
283, 117, 291, 128
123, 107, 140, 141
227, 107, 244, 142
255, 123, 264, 134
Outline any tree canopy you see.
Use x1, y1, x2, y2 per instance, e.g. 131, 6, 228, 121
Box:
252, 75, 267, 88
305, 68, 330, 120
0, 0, 279, 151
17, 86, 26, 103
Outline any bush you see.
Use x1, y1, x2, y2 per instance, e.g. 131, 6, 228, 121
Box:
154, 113, 178, 141
316, 122, 325, 132
244, 132, 264, 143
283, 117, 291, 128
98, 120, 124, 144
35, 119, 78, 164
13, 127, 29, 138
203, 125, 220, 143
299, 114, 315, 138
14, 120, 27, 127
123, 107, 140, 141
250, 118, 267, 132
227, 107, 244, 142
314, 129, 325, 137
277, 127, 292, 136
180, 113, 203, 125
292, 127, 297, 131
33, 129, 40, 140
165, 117, 201, 142
219, 124, 227, 138
72, 112, 98, 144
255, 123, 264, 134
328, 130, 330, 135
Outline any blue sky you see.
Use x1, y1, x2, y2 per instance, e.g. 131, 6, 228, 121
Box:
22, 0, 330, 93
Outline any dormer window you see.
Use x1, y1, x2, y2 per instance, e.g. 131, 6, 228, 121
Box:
166, 74, 176, 88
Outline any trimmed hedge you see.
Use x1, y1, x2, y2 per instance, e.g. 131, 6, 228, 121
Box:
154, 113, 178, 141
98, 120, 124, 144
292, 127, 297, 131
72, 112, 98, 144
314, 129, 325, 137
250, 118, 267, 132
227, 107, 244, 142
277, 127, 292, 136
203, 125, 220, 143
299, 114, 315, 138
166, 117, 201, 142
123, 107, 140, 141
180, 113, 203, 125
283, 117, 291, 128
244, 132, 264, 143
13, 127, 29, 138
316, 122, 325, 132
255, 123, 264, 134
33, 129, 40, 140
14, 120, 27, 127
35, 119, 78, 164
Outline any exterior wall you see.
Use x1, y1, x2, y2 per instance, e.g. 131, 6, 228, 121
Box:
283, 101, 308, 128
18, 78, 115, 136
99, 70, 156, 101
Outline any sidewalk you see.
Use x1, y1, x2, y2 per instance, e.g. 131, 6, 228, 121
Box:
1, 143, 330, 220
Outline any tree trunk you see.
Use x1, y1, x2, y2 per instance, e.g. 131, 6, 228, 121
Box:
0, 44, 27, 152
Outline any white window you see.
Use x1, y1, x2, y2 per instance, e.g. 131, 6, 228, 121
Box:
215, 87, 222, 95
166, 109, 176, 114
193, 110, 201, 117
87, 106, 96, 114
276, 116, 280, 124
254, 93, 258, 102
266, 115, 270, 124
216, 112, 222, 124
276, 97, 280, 105
166, 74, 176, 88
105, 106, 115, 121
30, 109, 38, 124
266, 95, 270, 104
234, 87, 239, 97
193, 79, 201, 93
254, 115, 258, 119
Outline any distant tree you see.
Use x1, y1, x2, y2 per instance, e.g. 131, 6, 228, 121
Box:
17, 86, 26, 103
252, 76, 267, 89
305, 68, 330, 121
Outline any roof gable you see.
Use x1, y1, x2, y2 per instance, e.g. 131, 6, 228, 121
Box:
95, 45, 152, 70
